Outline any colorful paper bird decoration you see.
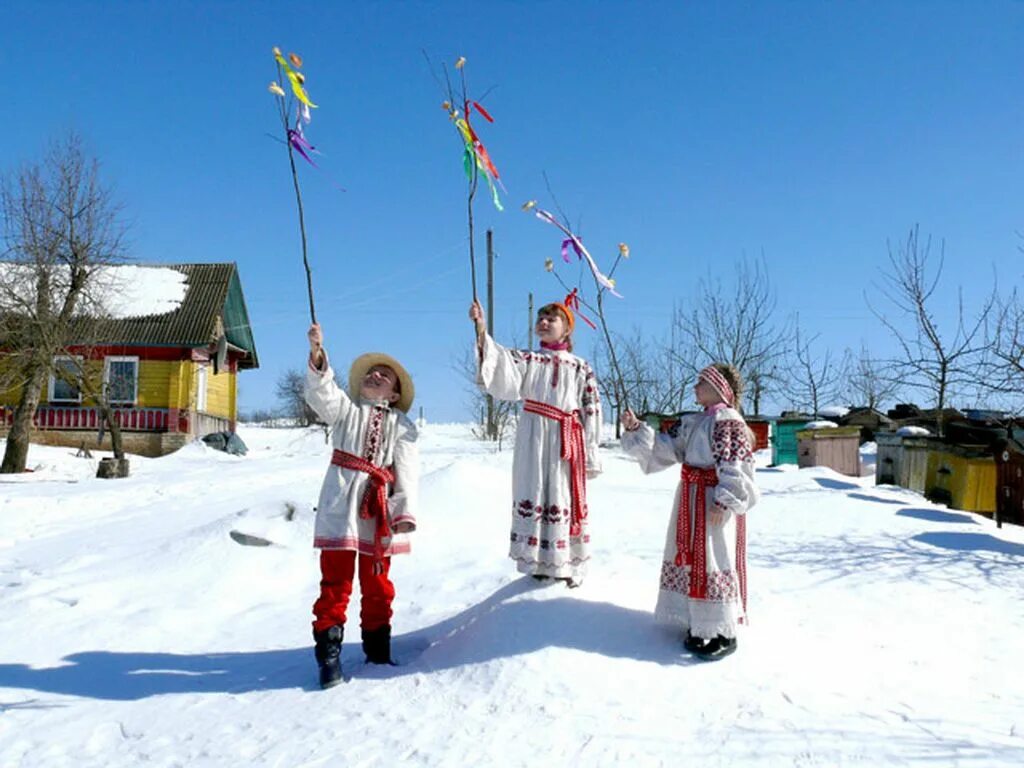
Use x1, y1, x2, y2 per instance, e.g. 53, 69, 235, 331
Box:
274, 47, 318, 109
448, 99, 504, 210
529, 205, 622, 297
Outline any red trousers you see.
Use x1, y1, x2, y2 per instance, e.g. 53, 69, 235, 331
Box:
312, 550, 395, 633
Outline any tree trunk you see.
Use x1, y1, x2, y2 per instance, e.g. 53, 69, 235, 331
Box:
1, 364, 47, 473
97, 400, 125, 460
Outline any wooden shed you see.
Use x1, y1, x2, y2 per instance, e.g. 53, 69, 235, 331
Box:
746, 417, 772, 451
900, 437, 939, 493
771, 416, 813, 466
924, 443, 996, 515
838, 407, 894, 442
994, 438, 1024, 527
875, 432, 902, 485
797, 426, 862, 476
0, 263, 258, 457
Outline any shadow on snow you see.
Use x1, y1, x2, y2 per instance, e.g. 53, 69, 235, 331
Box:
896, 507, 979, 525
912, 531, 1024, 557
0, 579, 690, 701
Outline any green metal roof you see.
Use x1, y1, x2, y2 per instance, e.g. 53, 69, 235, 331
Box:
76, 263, 259, 370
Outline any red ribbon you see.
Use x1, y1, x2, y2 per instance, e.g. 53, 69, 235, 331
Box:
563, 288, 597, 330
676, 464, 718, 599
331, 450, 395, 573
523, 400, 588, 537
463, 100, 502, 183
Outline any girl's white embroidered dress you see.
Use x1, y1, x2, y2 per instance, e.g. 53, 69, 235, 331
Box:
622, 405, 759, 639
304, 353, 419, 555
477, 334, 602, 581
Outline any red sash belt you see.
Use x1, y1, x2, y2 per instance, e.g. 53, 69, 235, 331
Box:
677, 464, 718, 599
331, 449, 395, 573
523, 399, 588, 536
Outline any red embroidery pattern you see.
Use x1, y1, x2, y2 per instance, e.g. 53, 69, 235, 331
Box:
737, 513, 748, 622
712, 419, 754, 464
659, 560, 689, 594
581, 368, 601, 409
512, 350, 587, 374
704, 570, 740, 602
363, 405, 386, 462
515, 499, 571, 523
510, 531, 590, 548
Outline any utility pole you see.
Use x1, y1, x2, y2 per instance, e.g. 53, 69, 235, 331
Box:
528, 292, 534, 351
486, 229, 496, 440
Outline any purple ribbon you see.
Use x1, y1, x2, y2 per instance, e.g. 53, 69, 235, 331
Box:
288, 128, 318, 167
560, 237, 584, 263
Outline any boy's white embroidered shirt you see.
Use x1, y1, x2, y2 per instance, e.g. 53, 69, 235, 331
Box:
304, 351, 419, 554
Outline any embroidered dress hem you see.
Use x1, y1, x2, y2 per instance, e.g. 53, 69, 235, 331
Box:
513, 556, 587, 580
313, 536, 411, 556
689, 599, 743, 640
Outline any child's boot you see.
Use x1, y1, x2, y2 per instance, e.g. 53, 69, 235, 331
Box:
313, 625, 344, 688
362, 625, 394, 665
694, 634, 737, 661
683, 630, 709, 653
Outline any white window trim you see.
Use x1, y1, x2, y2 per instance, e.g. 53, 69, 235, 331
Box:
48, 355, 84, 404
196, 364, 208, 413
103, 356, 139, 405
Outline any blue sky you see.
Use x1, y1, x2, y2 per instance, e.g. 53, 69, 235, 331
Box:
3, 1, 1022, 421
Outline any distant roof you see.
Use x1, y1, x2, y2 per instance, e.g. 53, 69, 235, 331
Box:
73, 263, 259, 369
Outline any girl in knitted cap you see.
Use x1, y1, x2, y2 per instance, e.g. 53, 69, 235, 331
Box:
304, 323, 419, 688
469, 295, 602, 587
620, 364, 759, 660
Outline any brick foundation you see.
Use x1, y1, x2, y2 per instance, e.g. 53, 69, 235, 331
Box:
0, 427, 191, 458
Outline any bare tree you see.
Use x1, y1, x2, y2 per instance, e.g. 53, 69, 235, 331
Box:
844, 344, 903, 411
276, 368, 320, 427
591, 326, 685, 435
454, 345, 519, 449
669, 256, 788, 414
867, 226, 994, 433
782, 318, 847, 415
986, 288, 1024, 407
0, 135, 127, 473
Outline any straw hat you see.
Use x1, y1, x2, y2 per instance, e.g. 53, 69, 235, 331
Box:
348, 352, 415, 413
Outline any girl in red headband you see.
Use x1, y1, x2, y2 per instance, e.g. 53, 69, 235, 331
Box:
620, 363, 760, 660
469, 295, 602, 587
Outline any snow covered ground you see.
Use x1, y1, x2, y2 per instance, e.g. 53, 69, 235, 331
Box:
1, 424, 1022, 767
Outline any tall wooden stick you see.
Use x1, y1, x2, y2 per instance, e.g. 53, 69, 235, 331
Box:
276, 62, 317, 324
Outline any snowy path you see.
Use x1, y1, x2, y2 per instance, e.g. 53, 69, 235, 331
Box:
1, 425, 1022, 767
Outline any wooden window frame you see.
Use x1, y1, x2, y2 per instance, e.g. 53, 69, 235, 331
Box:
48, 356, 84, 404
103, 356, 140, 406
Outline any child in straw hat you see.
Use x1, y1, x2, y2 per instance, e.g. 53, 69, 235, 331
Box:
304, 322, 419, 688
620, 363, 759, 660
469, 295, 603, 588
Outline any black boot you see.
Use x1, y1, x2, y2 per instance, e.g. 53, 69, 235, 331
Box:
313, 625, 344, 689
693, 634, 737, 661
362, 625, 394, 665
684, 630, 709, 654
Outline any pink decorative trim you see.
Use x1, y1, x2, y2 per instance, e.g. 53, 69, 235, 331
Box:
391, 514, 416, 526
540, 340, 570, 351
313, 536, 411, 555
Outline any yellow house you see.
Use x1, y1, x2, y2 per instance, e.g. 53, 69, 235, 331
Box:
0, 263, 258, 457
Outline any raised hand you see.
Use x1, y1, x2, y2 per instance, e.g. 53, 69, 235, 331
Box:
621, 408, 642, 432
308, 323, 325, 368
468, 299, 486, 336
